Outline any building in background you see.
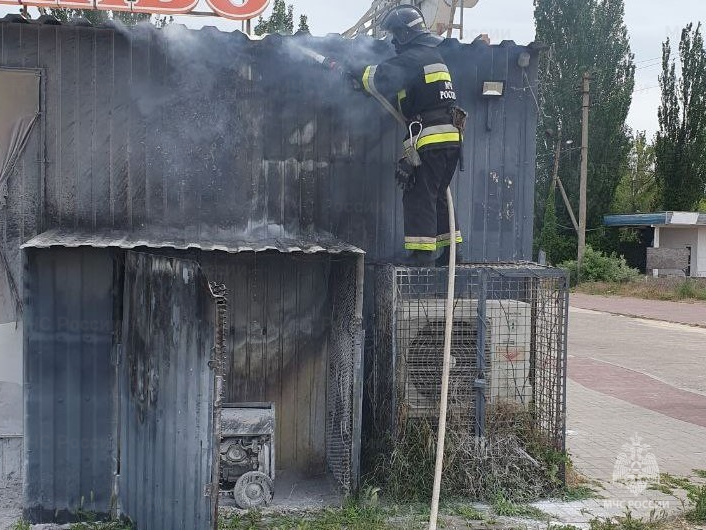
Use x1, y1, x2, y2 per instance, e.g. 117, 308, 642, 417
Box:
605, 212, 706, 277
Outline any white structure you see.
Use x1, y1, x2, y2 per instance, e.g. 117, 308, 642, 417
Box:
604, 212, 706, 277
344, 0, 481, 40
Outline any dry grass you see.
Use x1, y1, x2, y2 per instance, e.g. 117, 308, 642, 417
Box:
574, 277, 706, 302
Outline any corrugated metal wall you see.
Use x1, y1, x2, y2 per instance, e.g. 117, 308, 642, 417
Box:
120, 252, 218, 530
23, 248, 118, 522
0, 18, 539, 268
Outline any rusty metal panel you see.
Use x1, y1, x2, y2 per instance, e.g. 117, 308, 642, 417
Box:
119, 251, 220, 530
23, 247, 117, 523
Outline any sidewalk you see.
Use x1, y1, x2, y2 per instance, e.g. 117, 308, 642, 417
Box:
570, 293, 706, 327
554, 298, 706, 526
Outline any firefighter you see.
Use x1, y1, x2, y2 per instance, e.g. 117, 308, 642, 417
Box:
355, 5, 465, 266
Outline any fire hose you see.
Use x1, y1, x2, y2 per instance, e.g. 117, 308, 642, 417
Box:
298, 45, 457, 529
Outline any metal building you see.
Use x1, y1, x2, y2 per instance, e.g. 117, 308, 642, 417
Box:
0, 15, 541, 526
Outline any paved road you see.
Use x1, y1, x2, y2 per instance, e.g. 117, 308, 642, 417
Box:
567, 303, 706, 487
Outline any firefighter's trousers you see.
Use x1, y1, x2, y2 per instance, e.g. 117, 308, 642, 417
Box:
402, 147, 462, 252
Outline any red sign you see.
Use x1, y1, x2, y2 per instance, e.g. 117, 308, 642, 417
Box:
1, 0, 270, 20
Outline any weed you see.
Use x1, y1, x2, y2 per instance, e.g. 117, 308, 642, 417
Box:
685, 484, 706, 523
370, 403, 568, 503
549, 525, 582, 530
573, 277, 706, 302
447, 503, 485, 521
588, 510, 662, 530
647, 483, 674, 496
219, 499, 390, 530
693, 469, 706, 480
658, 473, 693, 492
491, 493, 552, 520
10, 521, 31, 530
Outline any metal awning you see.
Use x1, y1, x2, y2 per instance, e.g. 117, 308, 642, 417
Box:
604, 212, 706, 228
21, 228, 365, 255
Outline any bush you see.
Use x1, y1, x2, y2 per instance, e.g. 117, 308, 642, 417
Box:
560, 246, 641, 285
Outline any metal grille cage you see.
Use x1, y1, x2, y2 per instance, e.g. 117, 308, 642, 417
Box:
326, 257, 364, 493
368, 264, 568, 494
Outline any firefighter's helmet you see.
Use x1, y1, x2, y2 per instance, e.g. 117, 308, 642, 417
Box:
380, 5, 443, 48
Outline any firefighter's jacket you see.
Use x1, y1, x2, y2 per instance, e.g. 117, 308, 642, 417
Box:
360, 44, 461, 151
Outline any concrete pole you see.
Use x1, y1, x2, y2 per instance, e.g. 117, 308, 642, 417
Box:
577, 72, 591, 276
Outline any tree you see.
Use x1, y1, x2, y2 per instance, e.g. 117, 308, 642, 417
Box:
29, 6, 171, 27
534, 0, 635, 254
254, 0, 309, 36
655, 23, 706, 211
612, 131, 658, 214
298, 14, 309, 33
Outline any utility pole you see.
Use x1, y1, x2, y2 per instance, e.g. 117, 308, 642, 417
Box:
549, 127, 579, 233
577, 72, 591, 275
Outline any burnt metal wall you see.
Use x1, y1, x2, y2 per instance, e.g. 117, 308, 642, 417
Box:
199, 252, 331, 475
0, 18, 539, 269
120, 252, 218, 530
23, 247, 118, 522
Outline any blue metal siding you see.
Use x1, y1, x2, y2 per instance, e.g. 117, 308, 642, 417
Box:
23, 248, 117, 523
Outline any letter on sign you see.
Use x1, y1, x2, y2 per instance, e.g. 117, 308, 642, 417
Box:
205, 0, 269, 20
0, 0, 269, 19
96, 0, 199, 13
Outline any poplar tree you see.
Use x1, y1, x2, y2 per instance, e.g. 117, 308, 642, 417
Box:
655, 23, 706, 211
534, 0, 635, 259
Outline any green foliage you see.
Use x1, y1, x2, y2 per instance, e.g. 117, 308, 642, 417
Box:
491, 493, 551, 519
10, 520, 31, 530
686, 483, 706, 522
253, 0, 308, 36
560, 246, 640, 285
539, 189, 562, 264
219, 499, 389, 529
694, 469, 706, 479
656, 23, 706, 211
298, 14, 310, 33
589, 511, 662, 530
534, 0, 635, 249
612, 132, 659, 214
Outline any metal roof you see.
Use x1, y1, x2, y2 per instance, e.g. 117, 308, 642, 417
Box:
604, 212, 706, 227
22, 228, 365, 254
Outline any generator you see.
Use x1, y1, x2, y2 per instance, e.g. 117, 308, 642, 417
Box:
219, 402, 275, 509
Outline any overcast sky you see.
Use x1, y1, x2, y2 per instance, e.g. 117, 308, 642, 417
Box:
2, 0, 704, 136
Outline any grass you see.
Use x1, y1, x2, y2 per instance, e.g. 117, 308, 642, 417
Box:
647, 472, 706, 524
10, 521, 30, 530
491, 493, 552, 520
573, 277, 706, 302
588, 511, 664, 530
693, 469, 706, 480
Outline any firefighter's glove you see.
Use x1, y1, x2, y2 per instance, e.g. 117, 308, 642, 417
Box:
395, 158, 416, 191
345, 71, 363, 91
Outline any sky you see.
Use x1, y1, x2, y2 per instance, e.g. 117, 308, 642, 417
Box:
2, 0, 705, 137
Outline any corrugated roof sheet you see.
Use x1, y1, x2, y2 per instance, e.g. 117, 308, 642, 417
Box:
22, 228, 364, 254
604, 212, 706, 227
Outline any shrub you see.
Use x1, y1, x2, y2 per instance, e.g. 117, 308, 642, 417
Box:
560, 246, 641, 285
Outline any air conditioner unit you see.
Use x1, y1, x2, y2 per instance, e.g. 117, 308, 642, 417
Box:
397, 299, 532, 421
